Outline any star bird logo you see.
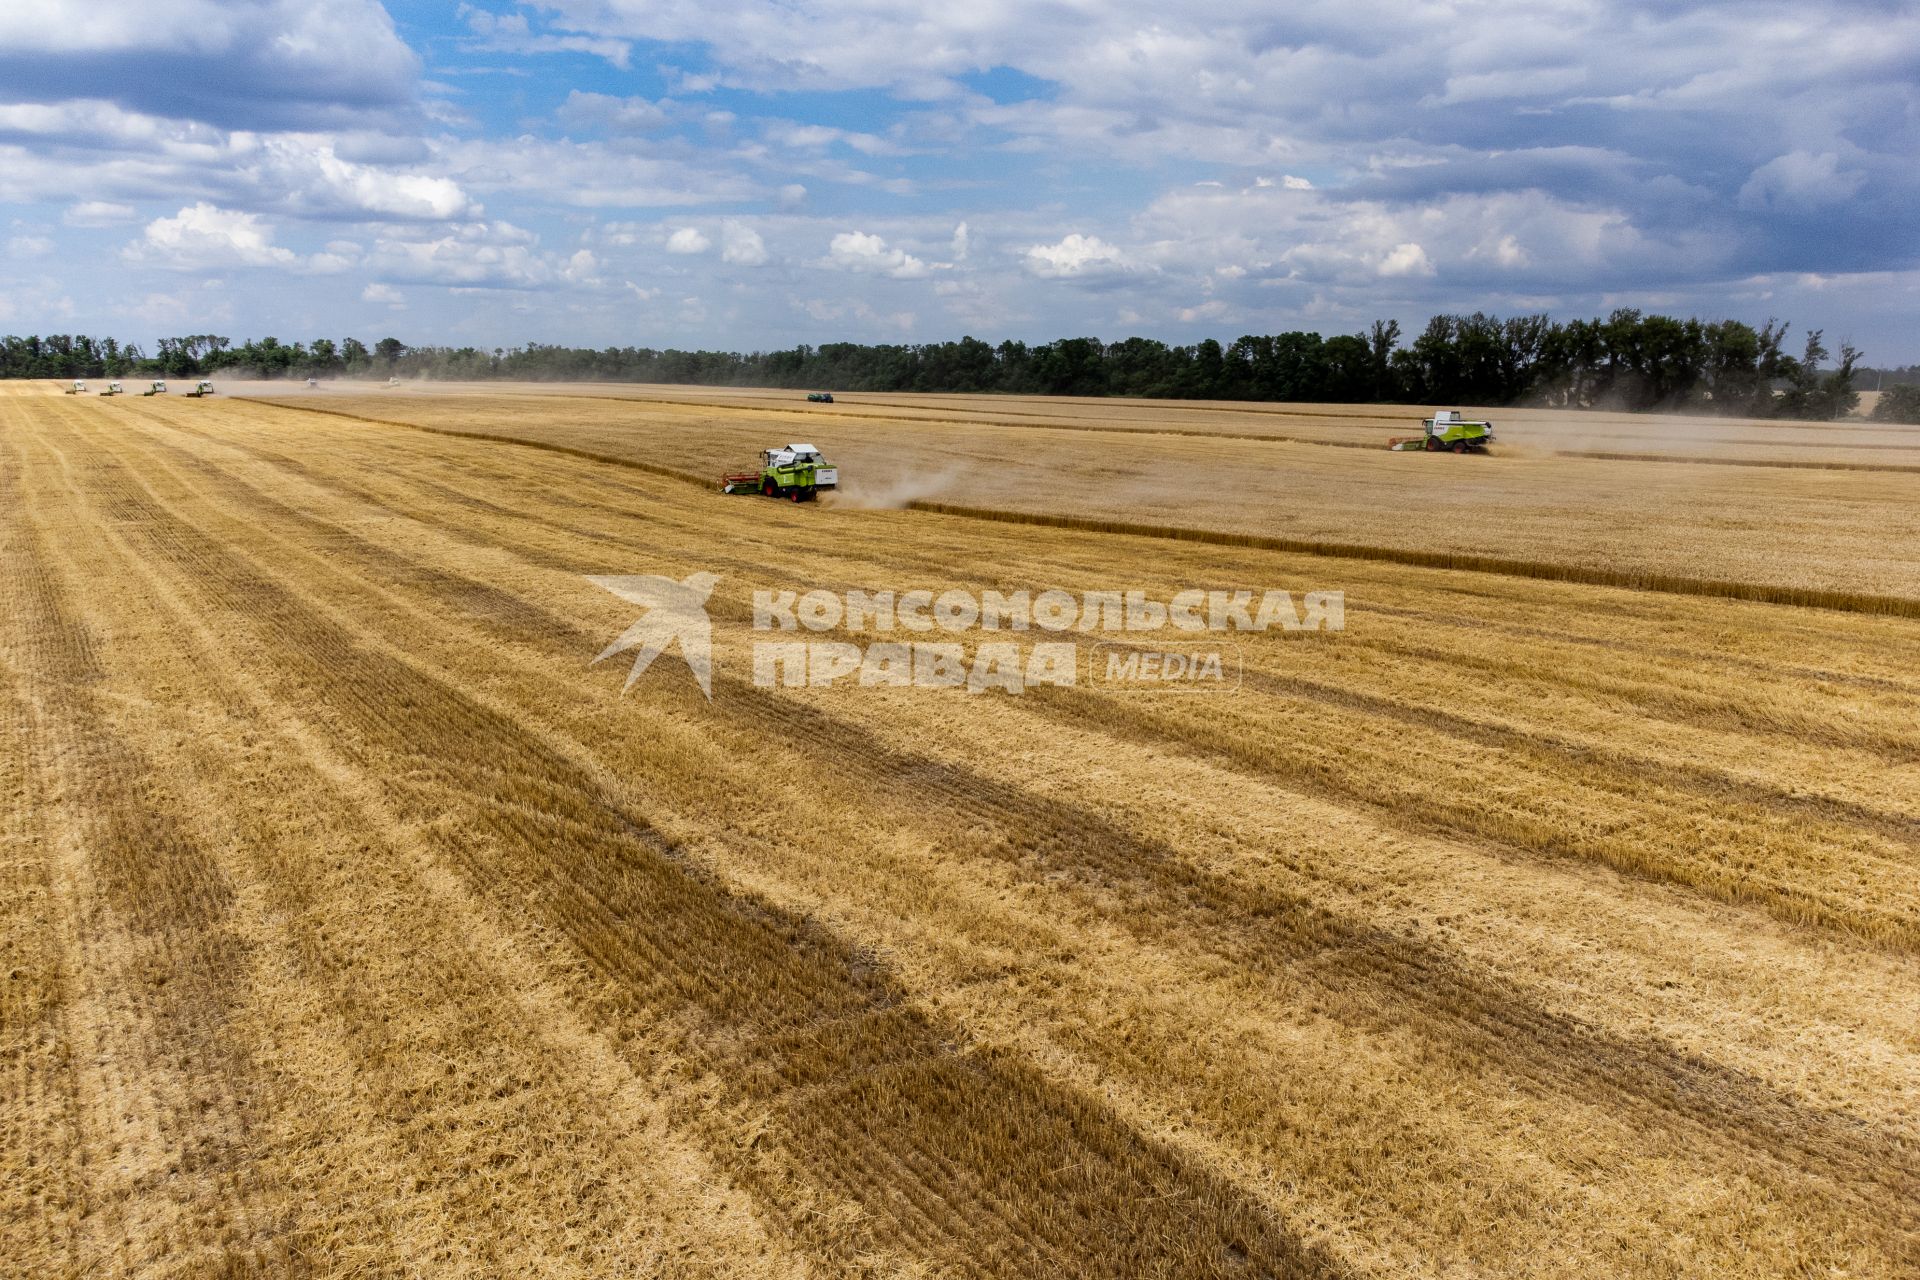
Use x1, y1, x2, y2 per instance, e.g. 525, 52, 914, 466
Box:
586, 572, 720, 699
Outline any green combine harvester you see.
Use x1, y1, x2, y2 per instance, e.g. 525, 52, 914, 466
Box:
141, 380, 168, 397
1390, 410, 1494, 453
98, 381, 122, 397
722, 442, 839, 502
806, 391, 834, 403
185, 380, 215, 397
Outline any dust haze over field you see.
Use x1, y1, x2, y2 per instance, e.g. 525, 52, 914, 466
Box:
4, 381, 1919, 1278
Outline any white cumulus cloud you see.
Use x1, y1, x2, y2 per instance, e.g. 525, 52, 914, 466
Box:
1023, 233, 1129, 279
125, 203, 300, 269
825, 230, 928, 278
666, 226, 711, 254
720, 220, 767, 265
1377, 242, 1435, 278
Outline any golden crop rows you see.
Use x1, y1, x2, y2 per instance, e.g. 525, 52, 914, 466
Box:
3, 385, 1917, 1277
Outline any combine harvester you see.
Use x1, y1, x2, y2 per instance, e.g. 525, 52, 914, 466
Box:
65, 380, 86, 395
722, 443, 839, 502
1390, 409, 1495, 453
806, 392, 834, 403
185, 380, 215, 398
142, 380, 168, 397
98, 381, 122, 397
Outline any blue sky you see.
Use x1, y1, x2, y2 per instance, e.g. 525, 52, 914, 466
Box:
1, 0, 1916, 360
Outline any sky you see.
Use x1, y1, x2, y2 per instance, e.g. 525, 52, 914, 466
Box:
0, 0, 1916, 360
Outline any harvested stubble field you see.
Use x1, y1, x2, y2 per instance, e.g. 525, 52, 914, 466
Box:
3, 380, 1918, 1278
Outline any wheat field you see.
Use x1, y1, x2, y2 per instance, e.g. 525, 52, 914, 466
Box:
250, 383, 1920, 608
3, 381, 1917, 1278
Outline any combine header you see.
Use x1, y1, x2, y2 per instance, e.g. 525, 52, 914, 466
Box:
1390, 410, 1494, 453
722, 442, 839, 502
185, 380, 215, 397
142, 380, 168, 397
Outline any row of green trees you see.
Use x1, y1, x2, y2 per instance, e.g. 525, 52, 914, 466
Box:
0, 311, 1879, 418
0, 333, 408, 380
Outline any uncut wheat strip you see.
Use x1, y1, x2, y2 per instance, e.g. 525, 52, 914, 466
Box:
97, 402, 1351, 1280
127, 408, 1920, 1274
23, 403, 818, 1280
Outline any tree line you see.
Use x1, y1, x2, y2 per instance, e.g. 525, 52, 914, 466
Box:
0, 310, 1897, 419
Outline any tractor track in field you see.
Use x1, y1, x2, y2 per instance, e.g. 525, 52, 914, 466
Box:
58, 409, 1346, 1280
91, 410, 1920, 1263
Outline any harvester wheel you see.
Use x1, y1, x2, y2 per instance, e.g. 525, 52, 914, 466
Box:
763, 478, 777, 497
1425, 436, 1441, 451
790, 486, 803, 503
1451, 440, 1467, 454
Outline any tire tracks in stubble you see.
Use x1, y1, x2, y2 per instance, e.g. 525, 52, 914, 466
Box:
107, 408, 1920, 1269
23, 417, 822, 1279
0, 422, 306, 1276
